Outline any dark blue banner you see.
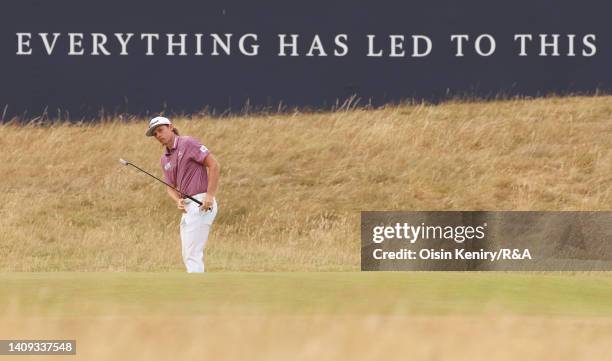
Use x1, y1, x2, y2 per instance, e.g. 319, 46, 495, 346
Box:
1, 1, 610, 119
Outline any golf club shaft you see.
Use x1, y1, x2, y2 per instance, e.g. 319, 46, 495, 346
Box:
126, 162, 203, 206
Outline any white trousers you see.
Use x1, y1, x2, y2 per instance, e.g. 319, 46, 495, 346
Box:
180, 193, 218, 273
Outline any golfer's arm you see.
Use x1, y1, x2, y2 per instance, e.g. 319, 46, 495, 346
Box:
166, 185, 182, 202
204, 153, 220, 197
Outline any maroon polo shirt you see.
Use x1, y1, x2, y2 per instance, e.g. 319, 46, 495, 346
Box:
160, 135, 210, 196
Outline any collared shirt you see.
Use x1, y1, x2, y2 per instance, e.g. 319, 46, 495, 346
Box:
160, 135, 210, 196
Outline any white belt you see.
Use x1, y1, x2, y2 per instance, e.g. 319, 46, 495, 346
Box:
181, 193, 218, 223
184, 193, 207, 204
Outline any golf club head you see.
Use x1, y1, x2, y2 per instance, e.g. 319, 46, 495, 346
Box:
119, 158, 129, 166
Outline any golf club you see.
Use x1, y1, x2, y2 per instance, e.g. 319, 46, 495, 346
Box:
119, 158, 204, 207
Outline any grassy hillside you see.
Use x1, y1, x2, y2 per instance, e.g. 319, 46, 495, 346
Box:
0, 96, 610, 271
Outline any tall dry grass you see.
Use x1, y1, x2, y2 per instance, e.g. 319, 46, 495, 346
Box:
0, 96, 610, 271
1, 315, 611, 361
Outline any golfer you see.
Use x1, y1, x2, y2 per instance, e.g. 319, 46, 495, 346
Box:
146, 116, 220, 273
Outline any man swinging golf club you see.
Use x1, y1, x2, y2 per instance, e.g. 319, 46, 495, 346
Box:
146, 116, 220, 273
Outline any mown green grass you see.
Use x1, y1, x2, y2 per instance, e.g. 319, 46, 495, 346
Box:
1, 272, 611, 317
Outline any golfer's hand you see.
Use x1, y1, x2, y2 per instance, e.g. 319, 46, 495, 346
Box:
200, 194, 214, 212
177, 198, 186, 213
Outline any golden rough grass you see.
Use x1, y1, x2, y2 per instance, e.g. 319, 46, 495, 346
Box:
0, 96, 610, 271
1, 315, 610, 361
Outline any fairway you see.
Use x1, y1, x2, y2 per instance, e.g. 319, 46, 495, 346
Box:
2, 272, 612, 317
1, 272, 611, 361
